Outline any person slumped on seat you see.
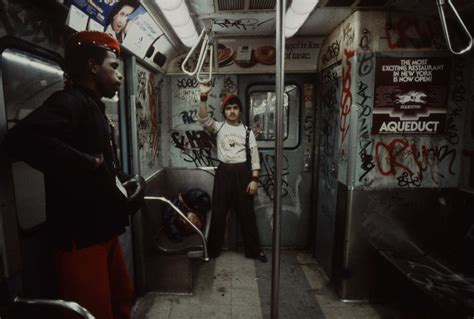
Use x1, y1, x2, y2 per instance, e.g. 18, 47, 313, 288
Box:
4, 31, 145, 319
198, 82, 267, 263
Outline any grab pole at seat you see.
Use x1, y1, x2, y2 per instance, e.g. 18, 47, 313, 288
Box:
437, 0, 473, 55
181, 19, 214, 83
14, 297, 95, 319
144, 196, 209, 261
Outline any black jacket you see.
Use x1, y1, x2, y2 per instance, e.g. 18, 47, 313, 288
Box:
5, 86, 129, 249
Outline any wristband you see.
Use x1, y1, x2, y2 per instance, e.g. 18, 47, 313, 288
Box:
251, 176, 259, 183
200, 94, 208, 102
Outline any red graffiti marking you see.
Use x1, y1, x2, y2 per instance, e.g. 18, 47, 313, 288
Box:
340, 49, 355, 148
385, 17, 437, 49
375, 139, 457, 185
376, 139, 415, 176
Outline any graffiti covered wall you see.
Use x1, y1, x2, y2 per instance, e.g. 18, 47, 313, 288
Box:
168, 75, 236, 168
136, 64, 160, 179
317, 10, 470, 189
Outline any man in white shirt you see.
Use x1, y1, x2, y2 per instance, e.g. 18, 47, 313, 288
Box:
198, 82, 267, 263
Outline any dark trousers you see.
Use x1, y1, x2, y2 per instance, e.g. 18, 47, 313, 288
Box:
208, 162, 261, 258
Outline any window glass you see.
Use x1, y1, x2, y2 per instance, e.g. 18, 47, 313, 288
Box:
248, 84, 300, 149
250, 91, 289, 141
3, 49, 63, 129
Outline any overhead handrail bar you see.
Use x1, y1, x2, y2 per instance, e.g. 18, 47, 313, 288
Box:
437, 0, 473, 55
181, 20, 214, 83
181, 27, 207, 76
196, 33, 214, 83
144, 196, 209, 261
14, 297, 95, 319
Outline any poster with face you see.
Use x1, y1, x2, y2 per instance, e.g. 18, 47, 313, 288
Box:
68, 0, 140, 43
122, 6, 163, 57
136, 64, 160, 179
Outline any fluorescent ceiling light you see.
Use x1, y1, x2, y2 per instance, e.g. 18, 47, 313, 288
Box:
285, 0, 319, 38
155, 0, 199, 47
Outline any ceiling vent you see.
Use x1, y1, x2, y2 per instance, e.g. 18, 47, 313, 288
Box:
216, 0, 245, 11
357, 0, 391, 7
249, 0, 276, 10
324, 0, 356, 6
215, 0, 276, 11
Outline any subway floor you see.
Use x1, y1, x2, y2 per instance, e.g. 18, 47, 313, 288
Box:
131, 250, 448, 319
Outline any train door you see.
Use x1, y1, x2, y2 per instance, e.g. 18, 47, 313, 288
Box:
238, 74, 315, 248
0, 41, 64, 298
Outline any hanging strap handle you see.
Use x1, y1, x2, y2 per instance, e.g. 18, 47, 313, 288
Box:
181, 20, 215, 83
437, 0, 473, 55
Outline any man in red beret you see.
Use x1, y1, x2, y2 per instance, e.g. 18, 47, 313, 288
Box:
5, 31, 143, 319
197, 82, 267, 263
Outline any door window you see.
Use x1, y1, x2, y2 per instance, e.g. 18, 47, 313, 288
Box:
248, 84, 300, 149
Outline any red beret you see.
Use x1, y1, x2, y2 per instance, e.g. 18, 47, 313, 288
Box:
67, 31, 120, 57
221, 93, 239, 110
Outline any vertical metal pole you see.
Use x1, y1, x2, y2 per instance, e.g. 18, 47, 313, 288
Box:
271, 0, 285, 318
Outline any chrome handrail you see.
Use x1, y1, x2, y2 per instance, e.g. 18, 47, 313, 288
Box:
196, 35, 214, 84
181, 20, 214, 83
181, 27, 207, 76
437, 0, 473, 55
144, 196, 209, 261
14, 297, 95, 319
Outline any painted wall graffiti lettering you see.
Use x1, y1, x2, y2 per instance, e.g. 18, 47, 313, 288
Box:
357, 80, 375, 186
358, 29, 374, 77
136, 65, 160, 178
321, 65, 339, 84
258, 153, 289, 200
340, 49, 355, 153
319, 77, 339, 191
374, 138, 457, 185
170, 130, 220, 167
171, 75, 230, 130
213, 18, 274, 30
356, 28, 375, 187
255, 174, 303, 232
343, 23, 354, 47
321, 40, 341, 66
178, 109, 214, 125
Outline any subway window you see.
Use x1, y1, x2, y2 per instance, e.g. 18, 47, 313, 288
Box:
249, 91, 289, 141
247, 84, 300, 149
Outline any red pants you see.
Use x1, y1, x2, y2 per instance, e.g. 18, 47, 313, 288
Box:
53, 237, 133, 319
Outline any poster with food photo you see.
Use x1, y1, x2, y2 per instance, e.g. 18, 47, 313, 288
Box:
168, 37, 322, 74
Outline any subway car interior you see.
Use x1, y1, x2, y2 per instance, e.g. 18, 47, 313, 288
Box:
0, 0, 474, 318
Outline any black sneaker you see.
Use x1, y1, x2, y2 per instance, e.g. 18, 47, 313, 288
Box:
256, 252, 267, 263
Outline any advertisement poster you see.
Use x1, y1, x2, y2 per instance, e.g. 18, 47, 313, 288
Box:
372, 57, 450, 134
69, 0, 118, 26
122, 6, 163, 58
67, 1, 171, 68
169, 37, 322, 74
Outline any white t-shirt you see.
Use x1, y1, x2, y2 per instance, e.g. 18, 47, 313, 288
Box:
198, 115, 261, 170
